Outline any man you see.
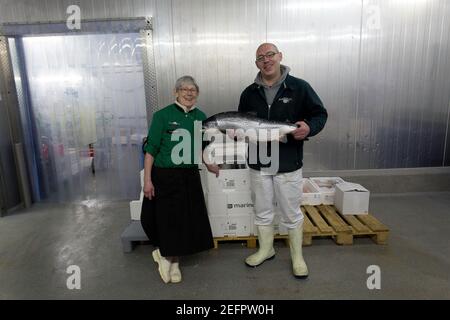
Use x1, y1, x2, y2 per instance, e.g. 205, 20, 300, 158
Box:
238, 43, 327, 278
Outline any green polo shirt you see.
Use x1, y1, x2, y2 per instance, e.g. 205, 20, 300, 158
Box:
145, 104, 207, 168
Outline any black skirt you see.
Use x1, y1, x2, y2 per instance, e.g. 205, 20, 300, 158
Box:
140, 167, 214, 257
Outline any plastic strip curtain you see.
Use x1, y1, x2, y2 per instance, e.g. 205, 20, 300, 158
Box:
21, 33, 147, 201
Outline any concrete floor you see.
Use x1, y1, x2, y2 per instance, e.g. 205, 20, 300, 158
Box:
0, 192, 449, 300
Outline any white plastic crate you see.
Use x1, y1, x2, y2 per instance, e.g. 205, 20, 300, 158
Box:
310, 177, 346, 205
301, 179, 322, 206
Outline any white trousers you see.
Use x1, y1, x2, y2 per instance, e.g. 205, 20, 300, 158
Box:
249, 168, 303, 229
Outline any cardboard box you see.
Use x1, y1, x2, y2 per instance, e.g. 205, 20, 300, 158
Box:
310, 177, 346, 205
335, 182, 370, 215
209, 214, 252, 237
130, 200, 142, 220
206, 191, 254, 217
205, 168, 251, 193
301, 179, 322, 206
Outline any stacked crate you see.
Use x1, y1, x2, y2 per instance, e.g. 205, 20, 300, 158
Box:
202, 164, 254, 237
201, 141, 253, 237
308, 177, 345, 205
129, 170, 144, 220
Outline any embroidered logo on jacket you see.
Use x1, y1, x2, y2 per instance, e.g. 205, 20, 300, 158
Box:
279, 97, 292, 104
167, 121, 180, 133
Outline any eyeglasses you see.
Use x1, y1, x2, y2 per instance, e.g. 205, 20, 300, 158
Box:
256, 51, 279, 62
179, 88, 198, 94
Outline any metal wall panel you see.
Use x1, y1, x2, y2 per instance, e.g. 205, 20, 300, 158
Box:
1, 0, 449, 170
167, 0, 267, 116
152, 0, 177, 108
267, 0, 362, 170
0, 0, 156, 23
358, 0, 450, 169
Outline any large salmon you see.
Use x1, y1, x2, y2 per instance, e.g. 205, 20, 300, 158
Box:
202, 111, 297, 142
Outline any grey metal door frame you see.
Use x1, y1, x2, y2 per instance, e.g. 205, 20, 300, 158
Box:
0, 35, 26, 215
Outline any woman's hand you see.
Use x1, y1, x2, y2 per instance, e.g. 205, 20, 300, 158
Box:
205, 163, 220, 177
143, 180, 155, 199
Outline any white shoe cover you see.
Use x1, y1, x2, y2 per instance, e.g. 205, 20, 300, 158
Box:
170, 262, 182, 283
152, 249, 171, 283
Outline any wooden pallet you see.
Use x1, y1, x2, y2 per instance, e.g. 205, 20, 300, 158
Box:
301, 205, 389, 245
213, 205, 389, 248
213, 235, 289, 249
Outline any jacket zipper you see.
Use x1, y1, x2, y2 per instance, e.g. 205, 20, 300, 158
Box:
259, 82, 286, 120
269, 82, 287, 120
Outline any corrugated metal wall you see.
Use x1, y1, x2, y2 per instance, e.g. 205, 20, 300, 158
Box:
1, 0, 449, 170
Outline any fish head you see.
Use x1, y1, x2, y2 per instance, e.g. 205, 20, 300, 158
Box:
202, 115, 220, 132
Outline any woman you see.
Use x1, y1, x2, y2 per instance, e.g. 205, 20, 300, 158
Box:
141, 75, 219, 284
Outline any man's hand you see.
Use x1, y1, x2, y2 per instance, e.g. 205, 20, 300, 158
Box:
143, 180, 155, 199
205, 163, 220, 177
292, 121, 310, 140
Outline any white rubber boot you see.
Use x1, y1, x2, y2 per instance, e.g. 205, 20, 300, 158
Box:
288, 223, 308, 278
170, 262, 182, 283
245, 225, 276, 267
152, 249, 171, 283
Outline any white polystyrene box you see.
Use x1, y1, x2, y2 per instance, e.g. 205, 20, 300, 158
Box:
208, 214, 252, 237
206, 192, 227, 216
205, 168, 251, 193
310, 177, 346, 205
334, 182, 370, 215
206, 191, 254, 217
301, 179, 322, 206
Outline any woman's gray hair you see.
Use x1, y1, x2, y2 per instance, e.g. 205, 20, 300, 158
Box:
175, 75, 199, 92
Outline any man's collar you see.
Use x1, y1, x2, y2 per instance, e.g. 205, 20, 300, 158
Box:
253, 74, 296, 90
